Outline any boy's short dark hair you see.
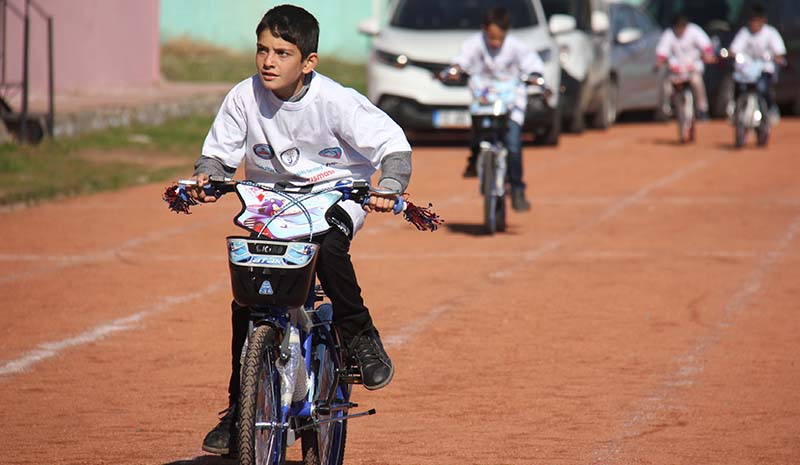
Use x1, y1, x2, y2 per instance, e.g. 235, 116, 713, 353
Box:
483, 7, 512, 30
256, 4, 319, 58
748, 4, 766, 19
672, 14, 689, 28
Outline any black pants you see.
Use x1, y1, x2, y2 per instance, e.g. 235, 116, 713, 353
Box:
227, 207, 373, 404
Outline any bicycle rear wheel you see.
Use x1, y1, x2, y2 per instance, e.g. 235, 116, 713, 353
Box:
239, 325, 286, 465
756, 96, 770, 147
481, 150, 497, 235
495, 193, 506, 233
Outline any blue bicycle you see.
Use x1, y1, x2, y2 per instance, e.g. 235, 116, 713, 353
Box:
164, 177, 439, 465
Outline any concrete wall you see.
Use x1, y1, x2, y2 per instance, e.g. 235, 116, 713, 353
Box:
3, 0, 160, 98
160, 0, 381, 62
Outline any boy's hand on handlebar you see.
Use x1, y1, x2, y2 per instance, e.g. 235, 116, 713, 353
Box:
188, 173, 217, 203
364, 193, 396, 213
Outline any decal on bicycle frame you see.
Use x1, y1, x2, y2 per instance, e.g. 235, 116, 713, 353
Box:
259, 280, 274, 295
233, 184, 343, 240
227, 238, 318, 268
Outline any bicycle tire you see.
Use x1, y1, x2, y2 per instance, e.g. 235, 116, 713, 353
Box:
239, 325, 286, 465
301, 414, 347, 465
756, 96, 770, 147
496, 194, 507, 233
301, 326, 348, 465
480, 149, 497, 235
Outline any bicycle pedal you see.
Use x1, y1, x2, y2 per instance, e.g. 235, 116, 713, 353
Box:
338, 365, 363, 384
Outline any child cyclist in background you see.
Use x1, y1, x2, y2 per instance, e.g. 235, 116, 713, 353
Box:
729, 4, 787, 122
445, 6, 544, 212
186, 4, 412, 456
654, 14, 716, 120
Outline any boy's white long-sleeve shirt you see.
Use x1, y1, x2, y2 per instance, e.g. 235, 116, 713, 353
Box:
201, 71, 412, 234
729, 25, 786, 74
655, 23, 713, 72
452, 32, 544, 126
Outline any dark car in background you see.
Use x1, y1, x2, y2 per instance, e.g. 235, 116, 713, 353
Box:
645, 0, 800, 117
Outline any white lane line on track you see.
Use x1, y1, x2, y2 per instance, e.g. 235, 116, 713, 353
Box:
491, 156, 717, 279
385, 154, 723, 350
589, 212, 800, 465
383, 304, 454, 349
0, 282, 227, 378
5, 249, 790, 263
0, 220, 224, 286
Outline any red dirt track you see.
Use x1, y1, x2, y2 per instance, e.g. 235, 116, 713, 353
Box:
1, 119, 799, 465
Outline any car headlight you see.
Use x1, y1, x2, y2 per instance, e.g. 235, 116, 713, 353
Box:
538, 48, 553, 63
375, 49, 409, 68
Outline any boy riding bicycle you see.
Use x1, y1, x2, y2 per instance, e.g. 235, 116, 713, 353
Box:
444, 6, 544, 212
185, 5, 412, 456
654, 14, 716, 120
729, 4, 787, 123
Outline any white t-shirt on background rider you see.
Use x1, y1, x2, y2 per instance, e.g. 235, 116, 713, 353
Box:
452, 32, 544, 126
729, 24, 787, 74
655, 23, 713, 71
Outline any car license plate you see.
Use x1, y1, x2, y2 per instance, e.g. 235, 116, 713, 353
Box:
433, 109, 471, 128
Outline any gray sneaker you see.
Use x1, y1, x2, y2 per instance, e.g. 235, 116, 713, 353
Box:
511, 190, 531, 212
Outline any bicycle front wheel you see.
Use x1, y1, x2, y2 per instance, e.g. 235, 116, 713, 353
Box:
239, 325, 286, 465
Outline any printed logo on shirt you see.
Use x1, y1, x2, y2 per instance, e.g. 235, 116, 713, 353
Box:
280, 147, 300, 166
318, 147, 342, 159
252, 159, 278, 173
253, 143, 275, 160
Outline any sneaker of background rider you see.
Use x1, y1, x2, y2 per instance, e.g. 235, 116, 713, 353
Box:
768, 107, 781, 125
462, 163, 477, 178
511, 190, 531, 212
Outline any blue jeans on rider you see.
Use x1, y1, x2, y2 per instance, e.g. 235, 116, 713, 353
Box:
469, 120, 525, 192
736, 72, 775, 110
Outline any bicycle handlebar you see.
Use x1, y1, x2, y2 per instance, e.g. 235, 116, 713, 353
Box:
164, 177, 441, 231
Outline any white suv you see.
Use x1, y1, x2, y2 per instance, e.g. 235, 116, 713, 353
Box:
359, 0, 562, 145
543, 0, 613, 132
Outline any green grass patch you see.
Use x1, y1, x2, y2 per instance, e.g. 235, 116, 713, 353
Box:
0, 115, 212, 206
161, 37, 367, 94
1, 40, 369, 207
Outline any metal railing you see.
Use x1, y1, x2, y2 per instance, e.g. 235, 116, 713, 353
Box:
0, 0, 53, 142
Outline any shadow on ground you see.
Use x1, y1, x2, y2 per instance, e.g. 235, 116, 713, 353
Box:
444, 222, 489, 236
163, 456, 302, 465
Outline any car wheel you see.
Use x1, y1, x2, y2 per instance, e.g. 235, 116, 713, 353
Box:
590, 79, 617, 129
711, 75, 734, 119
533, 107, 561, 146
653, 77, 671, 121
565, 103, 585, 134
792, 93, 800, 116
